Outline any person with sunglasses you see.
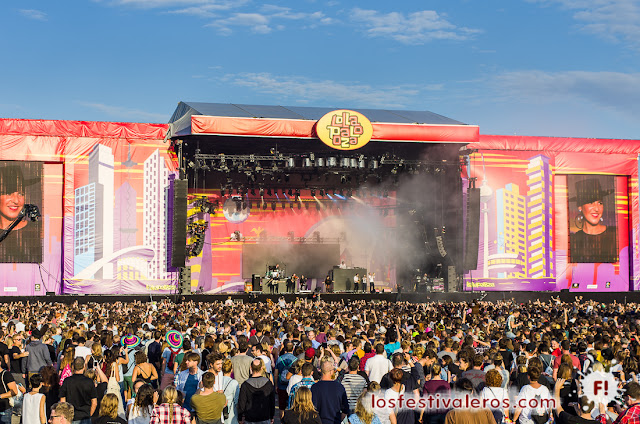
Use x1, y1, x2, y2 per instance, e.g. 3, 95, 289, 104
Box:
49, 402, 73, 424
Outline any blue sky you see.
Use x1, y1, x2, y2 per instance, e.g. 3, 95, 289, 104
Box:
1, 0, 639, 139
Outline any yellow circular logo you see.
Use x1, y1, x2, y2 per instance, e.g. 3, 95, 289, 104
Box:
316, 110, 373, 150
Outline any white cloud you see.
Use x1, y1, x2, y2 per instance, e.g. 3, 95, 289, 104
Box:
78, 102, 167, 122
221, 72, 442, 108
349, 8, 481, 44
19, 9, 47, 21
492, 70, 640, 115
205, 7, 329, 34
528, 0, 640, 48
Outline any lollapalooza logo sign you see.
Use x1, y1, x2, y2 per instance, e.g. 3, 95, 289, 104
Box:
316, 110, 373, 151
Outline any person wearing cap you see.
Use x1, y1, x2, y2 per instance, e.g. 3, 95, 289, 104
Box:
569, 177, 617, 263
25, 329, 52, 384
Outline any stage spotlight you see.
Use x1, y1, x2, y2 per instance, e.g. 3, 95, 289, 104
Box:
287, 158, 295, 168
259, 188, 264, 196
297, 202, 301, 210
339, 189, 344, 196
316, 158, 325, 167
250, 188, 256, 196
271, 201, 276, 211
282, 201, 286, 209
290, 202, 294, 210
267, 188, 272, 196
320, 189, 325, 197
310, 188, 316, 197
305, 202, 309, 210
288, 188, 293, 197
340, 175, 347, 184
347, 189, 352, 197
350, 158, 358, 168
295, 189, 300, 199
220, 187, 226, 197
327, 157, 337, 167
303, 158, 312, 167
262, 202, 267, 210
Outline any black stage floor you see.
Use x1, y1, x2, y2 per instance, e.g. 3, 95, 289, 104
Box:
0, 290, 638, 304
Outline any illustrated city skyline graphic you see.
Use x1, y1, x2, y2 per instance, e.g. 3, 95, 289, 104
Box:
476, 154, 554, 279
73, 144, 173, 281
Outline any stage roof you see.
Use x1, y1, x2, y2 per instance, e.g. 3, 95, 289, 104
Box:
168, 102, 478, 144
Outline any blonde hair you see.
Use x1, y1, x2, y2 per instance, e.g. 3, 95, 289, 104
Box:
99, 393, 119, 419
162, 385, 179, 424
292, 387, 316, 423
91, 343, 103, 358
354, 391, 376, 424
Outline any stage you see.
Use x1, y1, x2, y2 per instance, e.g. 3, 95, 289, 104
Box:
4, 290, 639, 305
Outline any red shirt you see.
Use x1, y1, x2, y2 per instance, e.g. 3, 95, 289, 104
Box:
613, 403, 640, 424
359, 352, 375, 371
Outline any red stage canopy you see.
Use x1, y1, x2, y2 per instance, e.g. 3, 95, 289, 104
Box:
190, 115, 478, 144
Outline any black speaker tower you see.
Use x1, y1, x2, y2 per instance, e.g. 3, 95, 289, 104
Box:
464, 188, 481, 271
171, 179, 188, 268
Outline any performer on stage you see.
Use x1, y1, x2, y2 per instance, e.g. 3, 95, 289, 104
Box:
268, 264, 280, 294
285, 275, 294, 293
324, 274, 333, 293
299, 274, 307, 291
368, 272, 375, 293
339, 260, 346, 269
353, 273, 360, 292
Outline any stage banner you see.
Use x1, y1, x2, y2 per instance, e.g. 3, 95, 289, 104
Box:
0, 119, 176, 295
184, 192, 397, 293
463, 151, 557, 291
464, 137, 639, 292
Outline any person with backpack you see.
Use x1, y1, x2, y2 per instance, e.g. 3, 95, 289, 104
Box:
159, 332, 183, 391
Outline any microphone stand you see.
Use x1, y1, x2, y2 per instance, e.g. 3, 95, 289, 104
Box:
0, 204, 41, 243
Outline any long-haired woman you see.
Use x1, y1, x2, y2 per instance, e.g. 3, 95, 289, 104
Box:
95, 393, 127, 424
58, 347, 74, 386
128, 384, 156, 424
131, 352, 159, 389
348, 391, 383, 424
149, 386, 191, 424
282, 387, 321, 424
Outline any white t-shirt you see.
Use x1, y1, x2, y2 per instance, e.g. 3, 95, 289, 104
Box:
516, 384, 552, 424
365, 354, 393, 384
287, 374, 303, 395
258, 355, 272, 374
75, 345, 91, 358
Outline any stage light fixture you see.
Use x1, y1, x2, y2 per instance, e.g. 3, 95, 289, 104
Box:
327, 157, 337, 167
339, 189, 344, 196
295, 189, 300, 199
316, 158, 325, 167
262, 201, 267, 210
340, 175, 347, 184
259, 188, 264, 196
297, 202, 301, 210
340, 158, 350, 168
267, 188, 272, 196
310, 188, 316, 197
303, 158, 312, 167
288, 188, 293, 197
282, 201, 286, 209
220, 187, 226, 197
383, 190, 389, 198
271, 201, 276, 211
250, 188, 256, 196
305, 202, 309, 210
320, 189, 325, 197
350, 158, 358, 168
347, 189, 352, 197
290, 202, 294, 209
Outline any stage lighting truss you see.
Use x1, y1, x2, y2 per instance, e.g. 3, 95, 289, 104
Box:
193, 196, 217, 214
192, 153, 458, 178
186, 221, 208, 257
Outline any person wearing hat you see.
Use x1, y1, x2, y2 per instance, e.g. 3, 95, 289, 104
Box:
570, 177, 617, 263
0, 164, 41, 262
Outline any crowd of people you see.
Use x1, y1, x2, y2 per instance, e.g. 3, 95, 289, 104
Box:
0, 295, 638, 424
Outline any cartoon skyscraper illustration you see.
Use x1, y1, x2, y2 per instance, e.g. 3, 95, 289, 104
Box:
143, 149, 169, 280
495, 183, 527, 278
526, 155, 553, 278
